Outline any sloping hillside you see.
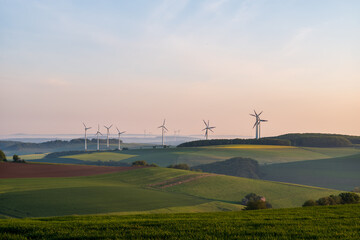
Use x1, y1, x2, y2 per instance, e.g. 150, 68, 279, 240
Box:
0, 166, 340, 217
261, 154, 360, 190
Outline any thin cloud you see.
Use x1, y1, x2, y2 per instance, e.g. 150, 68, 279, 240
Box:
282, 27, 314, 56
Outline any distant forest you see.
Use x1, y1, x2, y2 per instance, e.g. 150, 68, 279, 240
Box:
178, 133, 360, 148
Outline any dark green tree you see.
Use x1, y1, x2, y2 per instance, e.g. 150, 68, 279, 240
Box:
13, 154, 20, 162
0, 150, 6, 162
339, 192, 360, 204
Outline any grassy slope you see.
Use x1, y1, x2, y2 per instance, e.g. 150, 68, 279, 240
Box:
261, 154, 360, 190
165, 173, 340, 208
1, 204, 360, 240
31, 145, 360, 167
0, 167, 340, 218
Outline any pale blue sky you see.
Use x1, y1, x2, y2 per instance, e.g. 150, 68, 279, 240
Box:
1, 0, 359, 136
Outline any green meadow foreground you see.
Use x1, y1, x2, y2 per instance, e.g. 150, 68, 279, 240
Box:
0, 167, 340, 218
1, 204, 360, 240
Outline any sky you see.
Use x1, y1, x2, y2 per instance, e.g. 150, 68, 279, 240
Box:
1, 0, 360, 138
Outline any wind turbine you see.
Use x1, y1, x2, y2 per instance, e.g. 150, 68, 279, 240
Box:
104, 124, 112, 149
82, 123, 91, 151
202, 120, 215, 140
250, 110, 267, 139
116, 127, 126, 150
95, 124, 102, 151
158, 119, 168, 147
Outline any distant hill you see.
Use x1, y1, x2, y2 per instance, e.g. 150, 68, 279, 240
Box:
178, 133, 360, 148
272, 133, 359, 147
193, 157, 261, 179
178, 138, 291, 147
0, 139, 146, 155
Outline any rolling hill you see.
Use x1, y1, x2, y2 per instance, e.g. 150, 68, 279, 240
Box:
0, 165, 340, 218
261, 153, 360, 191
27, 145, 360, 167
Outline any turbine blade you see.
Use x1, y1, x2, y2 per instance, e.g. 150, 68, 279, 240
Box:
83, 122, 86, 128
258, 111, 263, 116
163, 119, 166, 126
116, 127, 120, 132
109, 125, 113, 128
121, 131, 126, 134
164, 126, 168, 131
203, 120, 207, 126
250, 114, 256, 117
209, 129, 214, 133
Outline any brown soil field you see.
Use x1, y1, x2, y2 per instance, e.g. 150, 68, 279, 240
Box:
0, 162, 142, 178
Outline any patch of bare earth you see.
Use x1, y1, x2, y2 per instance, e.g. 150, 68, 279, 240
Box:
0, 162, 144, 179
148, 173, 215, 189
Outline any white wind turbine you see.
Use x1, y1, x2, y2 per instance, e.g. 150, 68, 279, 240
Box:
158, 119, 168, 147
250, 110, 267, 139
95, 124, 102, 151
83, 123, 91, 151
104, 124, 112, 149
202, 120, 215, 140
116, 127, 126, 150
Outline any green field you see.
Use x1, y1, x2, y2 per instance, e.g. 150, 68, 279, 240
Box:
61, 152, 136, 162
0, 167, 340, 218
1, 204, 360, 239
31, 145, 360, 167
19, 153, 48, 160
261, 154, 360, 191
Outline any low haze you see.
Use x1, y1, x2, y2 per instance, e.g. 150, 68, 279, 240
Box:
1, 0, 359, 137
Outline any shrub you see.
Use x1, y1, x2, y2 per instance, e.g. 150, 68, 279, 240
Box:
0, 150, 6, 162
303, 192, 360, 207
303, 200, 317, 207
132, 160, 148, 166
353, 187, 360, 193
167, 163, 190, 170
149, 163, 159, 167
316, 195, 342, 206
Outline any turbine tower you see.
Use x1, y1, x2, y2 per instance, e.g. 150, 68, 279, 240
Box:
82, 123, 91, 151
158, 119, 168, 147
95, 124, 102, 151
258, 116, 268, 139
202, 120, 215, 140
116, 127, 126, 150
104, 124, 112, 149
250, 110, 267, 139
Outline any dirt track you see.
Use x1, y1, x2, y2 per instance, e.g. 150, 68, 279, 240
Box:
0, 162, 142, 178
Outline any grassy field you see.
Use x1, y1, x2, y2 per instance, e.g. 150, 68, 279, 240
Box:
61, 152, 136, 162
261, 153, 360, 191
0, 167, 340, 218
31, 145, 360, 167
19, 153, 47, 160
1, 204, 360, 239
